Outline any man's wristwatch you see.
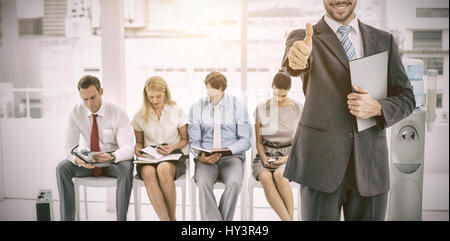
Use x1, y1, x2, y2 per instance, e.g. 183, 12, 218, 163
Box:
109, 153, 116, 163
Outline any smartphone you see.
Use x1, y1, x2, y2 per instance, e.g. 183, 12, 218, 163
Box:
267, 158, 277, 164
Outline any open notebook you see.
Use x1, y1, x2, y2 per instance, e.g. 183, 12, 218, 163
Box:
133, 146, 182, 164
71, 145, 113, 167
191, 146, 232, 157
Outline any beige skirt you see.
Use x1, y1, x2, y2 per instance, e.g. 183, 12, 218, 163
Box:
251, 140, 292, 180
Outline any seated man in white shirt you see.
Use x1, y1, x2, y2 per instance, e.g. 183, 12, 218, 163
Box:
56, 75, 135, 221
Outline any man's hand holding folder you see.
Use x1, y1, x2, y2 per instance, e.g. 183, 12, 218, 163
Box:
349, 51, 388, 132
71, 145, 114, 168
347, 85, 383, 119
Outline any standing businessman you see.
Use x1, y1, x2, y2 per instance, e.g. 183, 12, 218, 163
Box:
282, 0, 415, 220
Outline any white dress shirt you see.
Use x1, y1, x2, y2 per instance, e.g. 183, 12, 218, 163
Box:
131, 103, 189, 155
64, 100, 135, 164
324, 14, 364, 59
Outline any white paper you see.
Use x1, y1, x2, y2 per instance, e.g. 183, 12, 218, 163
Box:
136, 145, 182, 164
349, 51, 388, 132
87, 151, 102, 160
74, 148, 113, 167
141, 146, 164, 159
191, 146, 210, 155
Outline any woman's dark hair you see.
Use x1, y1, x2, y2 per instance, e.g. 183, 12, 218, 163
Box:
272, 70, 292, 90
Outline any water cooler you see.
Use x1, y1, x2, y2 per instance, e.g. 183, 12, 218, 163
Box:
387, 59, 437, 221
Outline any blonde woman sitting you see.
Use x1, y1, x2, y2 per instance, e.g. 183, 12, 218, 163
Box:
132, 76, 188, 221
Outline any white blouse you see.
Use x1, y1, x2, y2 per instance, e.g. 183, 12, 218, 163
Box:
131, 103, 188, 155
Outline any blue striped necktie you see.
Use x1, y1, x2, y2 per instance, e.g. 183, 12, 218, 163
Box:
337, 25, 356, 61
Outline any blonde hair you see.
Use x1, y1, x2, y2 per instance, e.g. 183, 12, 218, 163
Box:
140, 76, 176, 122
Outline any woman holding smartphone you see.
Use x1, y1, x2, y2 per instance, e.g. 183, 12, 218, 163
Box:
252, 70, 302, 221
132, 76, 188, 221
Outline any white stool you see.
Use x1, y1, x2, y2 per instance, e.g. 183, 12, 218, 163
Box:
189, 153, 248, 221
132, 160, 189, 220
74, 176, 117, 221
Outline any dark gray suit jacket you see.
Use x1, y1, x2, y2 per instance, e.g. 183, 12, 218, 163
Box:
282, 17, 415, 197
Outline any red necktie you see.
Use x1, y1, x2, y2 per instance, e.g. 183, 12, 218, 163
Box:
91, 114, 102, 177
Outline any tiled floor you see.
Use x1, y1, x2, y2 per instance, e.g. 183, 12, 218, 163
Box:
0, 198, 447, 221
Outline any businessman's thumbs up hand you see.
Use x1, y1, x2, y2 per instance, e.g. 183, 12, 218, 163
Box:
288, 23, 313, 70
304, 23, 313, 46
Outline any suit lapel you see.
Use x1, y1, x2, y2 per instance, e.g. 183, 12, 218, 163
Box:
314, 17, 350, 71
314, 18, 379, 69
358, 20, 376, 57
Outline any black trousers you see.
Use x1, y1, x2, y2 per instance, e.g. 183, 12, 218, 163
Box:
300, 148, 388, 221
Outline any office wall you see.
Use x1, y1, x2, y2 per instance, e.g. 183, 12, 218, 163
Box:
387, 0, 449, 30
0, 118, 66, 199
